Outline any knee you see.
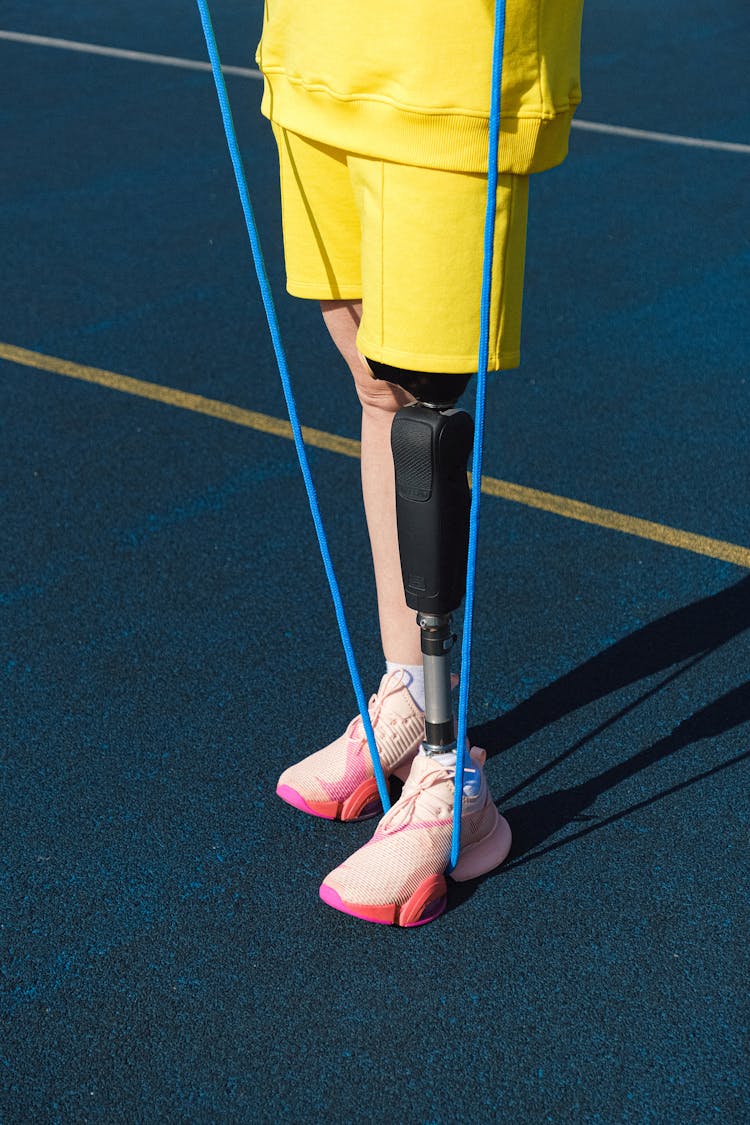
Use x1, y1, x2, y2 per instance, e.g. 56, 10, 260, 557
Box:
319, 300, 408, 413
351, 357, 413, 415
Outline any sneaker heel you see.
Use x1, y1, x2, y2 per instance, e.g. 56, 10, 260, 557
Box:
341, 776, 389, 821
399, 874, 448, 927
355, 794, 385, 820
451, 814, 512, 881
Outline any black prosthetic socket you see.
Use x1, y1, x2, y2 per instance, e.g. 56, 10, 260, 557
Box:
390, 405, 473, 617
369, 359, 471, 408
383, 363, 475, 755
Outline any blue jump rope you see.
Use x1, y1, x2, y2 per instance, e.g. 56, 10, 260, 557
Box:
195, 1, 505, 872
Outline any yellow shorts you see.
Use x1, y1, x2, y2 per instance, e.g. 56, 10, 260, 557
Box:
272, 126, 529, 374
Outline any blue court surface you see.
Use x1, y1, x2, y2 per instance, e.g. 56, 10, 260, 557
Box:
2, 2, 749, 1121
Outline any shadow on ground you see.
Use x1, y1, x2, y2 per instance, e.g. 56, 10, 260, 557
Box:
502, 680, 750, 866
472, 574, 750, 761
450, 576, 750, 911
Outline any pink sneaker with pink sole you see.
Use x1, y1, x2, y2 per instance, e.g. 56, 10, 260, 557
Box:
319, 747, 512, 926
276, 670, 425, 822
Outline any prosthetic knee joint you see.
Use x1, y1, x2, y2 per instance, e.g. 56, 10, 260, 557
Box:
371, 360, 474, 756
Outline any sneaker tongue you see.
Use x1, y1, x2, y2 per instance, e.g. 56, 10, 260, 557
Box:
377, 669, 403, 694
383, 754, 452, 830
390, 691, 417, 721
376, 671, 418, 718
404, 754, 453, 796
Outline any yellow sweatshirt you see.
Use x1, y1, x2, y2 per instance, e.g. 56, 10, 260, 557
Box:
256, 1, 583, 175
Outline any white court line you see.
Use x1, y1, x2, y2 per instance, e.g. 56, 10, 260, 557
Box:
570, 117, 750, 155
2, 28, 749, 154
0, 29, 262, 79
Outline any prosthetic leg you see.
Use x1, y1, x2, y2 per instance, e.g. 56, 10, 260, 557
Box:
371, 361, 473, 758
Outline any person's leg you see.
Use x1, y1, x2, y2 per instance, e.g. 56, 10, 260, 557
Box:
320, 298, 422, 669
317, 159, 529, 924
271, 126, 422, 669
271, 129, 426, 823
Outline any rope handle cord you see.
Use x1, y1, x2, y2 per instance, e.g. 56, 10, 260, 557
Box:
195, 0, 506, 869
451, 0, 506, 870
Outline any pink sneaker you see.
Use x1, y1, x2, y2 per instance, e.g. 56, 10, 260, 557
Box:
276, 670, 425, 822
319, 747, 512, 926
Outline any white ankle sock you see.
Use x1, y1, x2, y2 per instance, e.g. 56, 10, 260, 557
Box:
386, 661, 425, 711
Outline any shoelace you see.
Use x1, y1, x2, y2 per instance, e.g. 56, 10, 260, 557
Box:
348, 693, 382, 754
348, 670, 408, 754
380, 761, 454, 832
381, 756, 484, 834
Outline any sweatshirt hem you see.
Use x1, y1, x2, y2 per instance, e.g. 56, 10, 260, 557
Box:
261, 73, 576, 175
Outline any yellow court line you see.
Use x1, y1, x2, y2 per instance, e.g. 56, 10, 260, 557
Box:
0, 341, 360, 459
3, 340, 749, 570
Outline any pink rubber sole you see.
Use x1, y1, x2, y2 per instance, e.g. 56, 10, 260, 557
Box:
319, 815, 512, 927
319, 874, 448, 928
276, 784, 335, 819
276, 758, 415, 823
